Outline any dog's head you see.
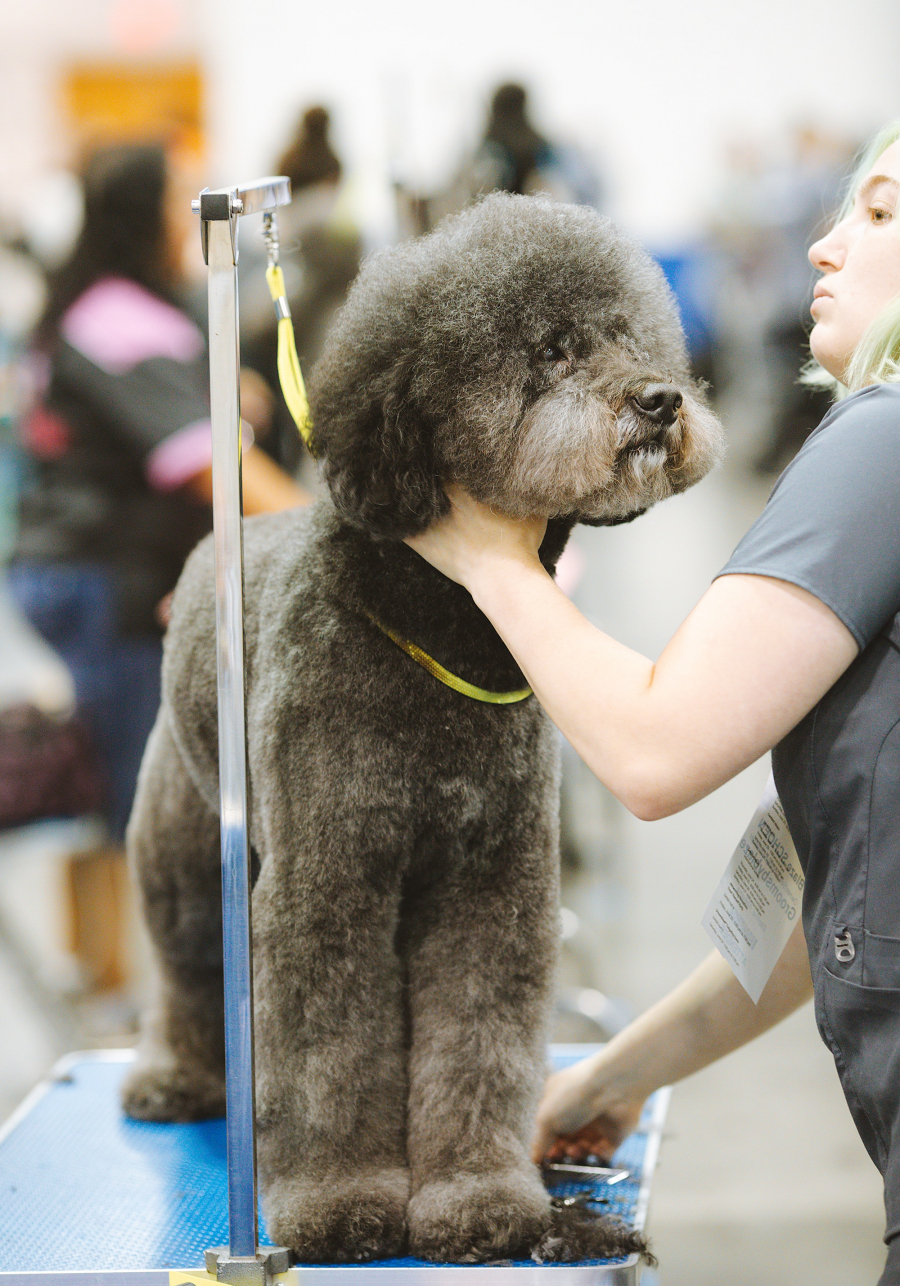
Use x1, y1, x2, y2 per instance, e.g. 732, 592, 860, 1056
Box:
310, 193, 723, 538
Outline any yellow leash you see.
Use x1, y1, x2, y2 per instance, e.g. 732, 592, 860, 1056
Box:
264, 261, 315, 451
261, 210, 531, 707
367, 614, 533, 705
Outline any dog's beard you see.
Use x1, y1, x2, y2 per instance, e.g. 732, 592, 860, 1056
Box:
498, 385, 619, 517
496, 384, 723, 521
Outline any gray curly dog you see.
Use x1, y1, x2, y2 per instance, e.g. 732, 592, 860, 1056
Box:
122, 193, 723, 1264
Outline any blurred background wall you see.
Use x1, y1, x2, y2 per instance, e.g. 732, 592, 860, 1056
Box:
199, 0, 900, 246
2, 0, 899, 249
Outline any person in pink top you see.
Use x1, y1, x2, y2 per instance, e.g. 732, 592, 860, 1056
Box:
8, 143, 307, 987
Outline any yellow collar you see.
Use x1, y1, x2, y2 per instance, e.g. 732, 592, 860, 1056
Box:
367, 614, 533, 705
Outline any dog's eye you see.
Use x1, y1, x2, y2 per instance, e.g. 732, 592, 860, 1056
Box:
539, 342, 568, 363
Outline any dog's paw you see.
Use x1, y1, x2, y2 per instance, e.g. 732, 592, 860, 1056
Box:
263, 1167, 410, 1262
121, 1062, 226, 1123
531, 1205, 653, 1265
407, 1171, 549, 1263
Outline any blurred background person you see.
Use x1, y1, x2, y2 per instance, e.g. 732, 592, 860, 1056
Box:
240, 106, 363, 485
704, 123, 856, 473
469, 80, 554, 196
274, 106, 363, 372
468, 81, 603, 207
751, 123, 855, 472
396, 80, 605, 236
6, 140, 308, 995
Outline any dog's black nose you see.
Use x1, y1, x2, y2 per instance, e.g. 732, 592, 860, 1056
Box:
632, 384, 683, 425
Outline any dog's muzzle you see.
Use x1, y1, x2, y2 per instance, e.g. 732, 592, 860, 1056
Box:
629, 383, 683, 427
620, 423, 672, 455
618, 405, 682, 457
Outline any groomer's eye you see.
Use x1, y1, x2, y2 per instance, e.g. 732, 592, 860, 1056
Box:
538, 341, 569, 363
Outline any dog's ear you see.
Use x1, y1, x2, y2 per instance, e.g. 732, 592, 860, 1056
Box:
312, 352, 448, 541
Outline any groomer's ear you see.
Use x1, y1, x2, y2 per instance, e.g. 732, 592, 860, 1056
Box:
313, 355, 448, 540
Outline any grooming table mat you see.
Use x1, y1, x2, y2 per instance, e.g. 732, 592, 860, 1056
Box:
0, 1047, 669, 1284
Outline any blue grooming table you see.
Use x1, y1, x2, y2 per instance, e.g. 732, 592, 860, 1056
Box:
0, 1046, 669, 1285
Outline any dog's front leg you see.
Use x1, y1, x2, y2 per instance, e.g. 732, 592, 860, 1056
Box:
402, 820, 560, 1262
250, 803, 411, 1263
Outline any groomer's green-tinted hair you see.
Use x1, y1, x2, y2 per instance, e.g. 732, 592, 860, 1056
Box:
804, 120, 900, 395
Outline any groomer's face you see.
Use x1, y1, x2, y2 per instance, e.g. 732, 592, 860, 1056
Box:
808, 140, 900, 382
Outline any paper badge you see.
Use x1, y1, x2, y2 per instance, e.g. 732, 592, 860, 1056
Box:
701, 772, 804, 1003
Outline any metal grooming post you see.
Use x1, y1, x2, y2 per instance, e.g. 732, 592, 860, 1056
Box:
193, 178, 292, 1286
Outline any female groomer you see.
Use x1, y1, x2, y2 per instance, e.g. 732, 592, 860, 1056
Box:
407, 122, 900, 1283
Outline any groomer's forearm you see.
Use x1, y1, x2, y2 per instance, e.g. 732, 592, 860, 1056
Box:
581, 922, 813, 1106
469, 559, 665, 815
467, 554, 855, 819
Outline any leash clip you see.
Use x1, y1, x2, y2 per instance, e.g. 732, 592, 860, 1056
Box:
261, 210, 280, 271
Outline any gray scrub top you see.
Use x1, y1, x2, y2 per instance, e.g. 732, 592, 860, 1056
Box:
719, 383, 900, 1249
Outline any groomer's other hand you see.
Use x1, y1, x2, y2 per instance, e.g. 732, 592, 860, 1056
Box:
531, 1057, 643, 1165
405, 484, 547, 591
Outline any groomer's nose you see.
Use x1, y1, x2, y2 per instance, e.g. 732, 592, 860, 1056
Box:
632, 384, 683, 426
809, 221, 846, 272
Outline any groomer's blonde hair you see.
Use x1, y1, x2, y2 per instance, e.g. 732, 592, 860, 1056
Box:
803, 119, 900, 395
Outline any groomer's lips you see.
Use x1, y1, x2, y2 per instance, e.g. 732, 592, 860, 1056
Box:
810, 282, 832, 315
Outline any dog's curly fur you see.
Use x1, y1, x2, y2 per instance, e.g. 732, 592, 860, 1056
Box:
122, 194, 723, 1265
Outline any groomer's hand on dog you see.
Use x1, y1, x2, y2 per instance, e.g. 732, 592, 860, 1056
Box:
531, 1055, 643, 1165
405, 483, 547, 592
